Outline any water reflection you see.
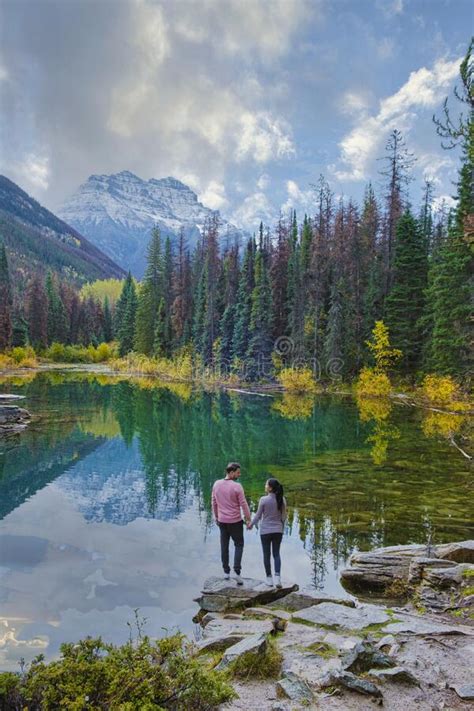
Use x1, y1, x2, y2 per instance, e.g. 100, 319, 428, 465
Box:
0, 372, 472, 669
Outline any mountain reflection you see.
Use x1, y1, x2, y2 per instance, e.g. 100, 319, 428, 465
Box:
1, 373, 472, 547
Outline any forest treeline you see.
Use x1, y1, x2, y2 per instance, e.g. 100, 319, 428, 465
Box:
0, 42, 472, 381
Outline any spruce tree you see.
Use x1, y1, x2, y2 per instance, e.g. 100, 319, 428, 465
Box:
26, 275, 48, 350
385, 210, 427, 373
45, 272, 68, 345
0, 242, 12, 351
116, 273, 137, 356
135, 228, 163, 355
233, 239, 255, 360
103, 296, 113, 342
424, 39, 473, 375
246, 240, 273, 380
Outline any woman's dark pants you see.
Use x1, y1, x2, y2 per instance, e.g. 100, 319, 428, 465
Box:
219, 521, 244, 574
260, 532, 283, 575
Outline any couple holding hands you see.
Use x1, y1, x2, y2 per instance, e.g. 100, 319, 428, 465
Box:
212, 462, 286, 588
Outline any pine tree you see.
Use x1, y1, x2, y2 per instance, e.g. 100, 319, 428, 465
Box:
424, 38, 473, 375
116, 273, 137, 356
0, 243, 12, 351
323, 278, 345, 373
385, 210, 427, 373
26, 275, 48, 350
45, 272, 68, 345
379, 129, 416, 291
135, 228, 163, 355
103, 296, 113, 342
246, 238, 273, 380
233, 238, 255, 360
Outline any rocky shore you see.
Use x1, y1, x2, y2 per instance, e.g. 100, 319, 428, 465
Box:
194, 542, 474, 710
0, 396, 30, 435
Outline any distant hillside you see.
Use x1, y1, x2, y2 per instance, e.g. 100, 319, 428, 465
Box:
59, 171, 247, 277
0, 175, 126, 289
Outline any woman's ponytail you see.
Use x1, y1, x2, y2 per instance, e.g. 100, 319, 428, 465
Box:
267, 478, 284, 511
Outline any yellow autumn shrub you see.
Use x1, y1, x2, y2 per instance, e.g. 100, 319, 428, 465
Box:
355, 367, 391, 397
277, 367, 318, 394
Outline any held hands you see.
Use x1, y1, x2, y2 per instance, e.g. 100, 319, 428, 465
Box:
246, 520, 253, 530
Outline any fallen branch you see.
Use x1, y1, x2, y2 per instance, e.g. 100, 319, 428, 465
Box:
450, 436, 472, 460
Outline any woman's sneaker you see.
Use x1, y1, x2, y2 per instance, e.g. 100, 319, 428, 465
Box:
265, 575, 274, 587
233, 572, 244, 585
223, 573, 230, 580
274, 575, 282, 589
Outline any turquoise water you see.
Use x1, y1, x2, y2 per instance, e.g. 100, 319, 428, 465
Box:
0, 371, 471, 670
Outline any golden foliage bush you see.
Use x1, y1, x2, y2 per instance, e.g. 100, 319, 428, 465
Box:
111, 352, 193, 382
422, 374, 459, 403
355, 367, 391, 397
277, 367, 318, 394
366, 320, 402, 372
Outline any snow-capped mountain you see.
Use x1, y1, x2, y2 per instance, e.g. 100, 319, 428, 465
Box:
58, 171, 246, 277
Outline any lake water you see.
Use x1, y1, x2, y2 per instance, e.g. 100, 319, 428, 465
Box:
0, 371, 472, 671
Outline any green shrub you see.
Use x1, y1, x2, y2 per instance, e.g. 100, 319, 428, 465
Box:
10, 346, 36, 364
0, 634, 235, 710
45, 342, 116, 364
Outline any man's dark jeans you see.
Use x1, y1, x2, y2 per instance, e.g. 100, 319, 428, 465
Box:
218, 520, 244, 574
260, 532, 283, 576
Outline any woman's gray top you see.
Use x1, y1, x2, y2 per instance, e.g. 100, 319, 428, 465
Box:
251, 493, 287, 534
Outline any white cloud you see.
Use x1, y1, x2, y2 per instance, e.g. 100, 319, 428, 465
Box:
339, 90, 372, 117
257, 173, 271, 190
236, 112, 295, 163
376, 0, 404, 18
8, 153, 51, 192
231, 191, 275, 230
417, 153, 456, 185
281, 179, 313, 215
377, 37, 395, 60
198, 180, 228, 210
432, 194, 457, 213
332, 56, 461, 182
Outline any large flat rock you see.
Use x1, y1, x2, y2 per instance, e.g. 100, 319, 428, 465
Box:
383, 612, 474, 636
436, 540, 474, 564
267, 590, 355, 612
294, 602, 391, 630
196, 576, 298, 612
202, 616, 274, 639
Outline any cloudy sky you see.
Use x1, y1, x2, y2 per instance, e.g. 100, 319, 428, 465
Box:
0, 0, 471, 229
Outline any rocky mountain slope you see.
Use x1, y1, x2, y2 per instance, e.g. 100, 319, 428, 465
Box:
0, 175, 125, 288
59, 171, 246, 277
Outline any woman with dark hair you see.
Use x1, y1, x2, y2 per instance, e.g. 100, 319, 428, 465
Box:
248, 478, 286, 588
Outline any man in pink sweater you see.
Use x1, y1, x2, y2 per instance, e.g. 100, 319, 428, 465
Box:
212, 462, 251, 585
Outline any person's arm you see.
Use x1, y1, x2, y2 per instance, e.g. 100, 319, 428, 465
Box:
212, 484, 219, 522
281, 497, 287, 522
237, 483, 251, 523
251, 497, 265, 527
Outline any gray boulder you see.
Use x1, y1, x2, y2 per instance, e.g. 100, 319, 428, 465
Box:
294, 602, 391, 630
214, 632, 268, 670
319, 670, 383, 699
267, 590, 355, 611
368, 667, 419, 685
423, 563, 473, 588
196, 634, 245, 653
0, 405, 31, 433
436, 540, 474, 564
276, 671, 314, 702
195, 576, 298, 612
451, 684, 474, 700
341, 640, 394, 674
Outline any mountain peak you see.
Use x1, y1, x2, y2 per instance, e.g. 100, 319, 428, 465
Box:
58, 171, 246, 277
